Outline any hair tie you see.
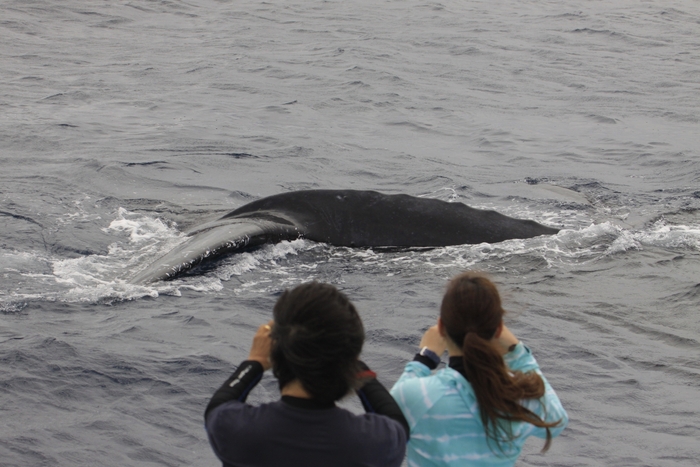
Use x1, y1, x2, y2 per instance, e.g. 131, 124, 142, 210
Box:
356, 370, 376, 380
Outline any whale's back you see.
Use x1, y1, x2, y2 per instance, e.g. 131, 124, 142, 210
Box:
224, 190, 559, 247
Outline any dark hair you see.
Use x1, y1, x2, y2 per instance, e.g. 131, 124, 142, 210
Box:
440, 272, 561, 453
270, 282, 364, 404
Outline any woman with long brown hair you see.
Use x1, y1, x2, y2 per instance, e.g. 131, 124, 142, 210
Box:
391, 272, 568, 466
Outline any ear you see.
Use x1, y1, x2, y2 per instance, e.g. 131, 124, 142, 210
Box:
437, 317, 447, 337
494, 321, 504, 338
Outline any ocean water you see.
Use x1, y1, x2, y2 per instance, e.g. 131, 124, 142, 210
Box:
1, 1, 699, 466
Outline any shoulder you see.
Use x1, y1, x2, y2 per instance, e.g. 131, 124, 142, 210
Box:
392, 367, 474, 427
206, 399, 280, 436
393, 366, 471, 398
321, 408, 407, 467
433, 367, 477, 409
392, 368, 445, 401
503, 341, 540, 372
337, 407, 406, 438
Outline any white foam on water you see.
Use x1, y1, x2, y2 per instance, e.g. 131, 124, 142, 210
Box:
0, 249, 52, 275
635, 220, 700, 251
42, 208, 190, 304
283, 218, 699, 279
9, 205, 695, 306
56, 195, 103, 225
105, 207, 177, 243
417, 187, 459, 202
0, 249, 60, 309
213, 239, 311, 278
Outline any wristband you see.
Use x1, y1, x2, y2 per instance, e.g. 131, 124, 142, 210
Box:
419, 346, 441, 366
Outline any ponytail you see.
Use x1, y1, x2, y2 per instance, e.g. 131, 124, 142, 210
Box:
461, 331, 555, 453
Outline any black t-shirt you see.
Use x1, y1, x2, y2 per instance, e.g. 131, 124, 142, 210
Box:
204, 361, 407, 467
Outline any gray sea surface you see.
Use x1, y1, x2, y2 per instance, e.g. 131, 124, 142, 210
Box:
1, 1, 699, 466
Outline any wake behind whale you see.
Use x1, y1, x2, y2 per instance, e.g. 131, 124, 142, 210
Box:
129, 190, 559, 284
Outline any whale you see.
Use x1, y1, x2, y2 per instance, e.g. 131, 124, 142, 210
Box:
129, 189, 559, 284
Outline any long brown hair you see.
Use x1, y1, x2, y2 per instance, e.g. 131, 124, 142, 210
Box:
440, 272, 560, 453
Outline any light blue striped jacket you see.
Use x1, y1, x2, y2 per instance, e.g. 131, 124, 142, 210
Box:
390, 342, 568, 467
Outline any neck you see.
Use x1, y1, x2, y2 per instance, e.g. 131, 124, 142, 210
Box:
280, 379, 312, 399
446, 339, 463, 357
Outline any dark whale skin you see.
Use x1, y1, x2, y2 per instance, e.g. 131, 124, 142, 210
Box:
130, 190, 559, 283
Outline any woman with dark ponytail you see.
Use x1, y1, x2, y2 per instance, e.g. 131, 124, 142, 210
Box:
391, 272, 568, 466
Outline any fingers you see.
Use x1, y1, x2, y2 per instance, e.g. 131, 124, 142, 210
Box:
249, 320, 275, 370
260, 320, 273, 333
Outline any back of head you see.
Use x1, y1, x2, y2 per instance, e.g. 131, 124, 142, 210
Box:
270, 282, 364, 404
440, 272, 504, 345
